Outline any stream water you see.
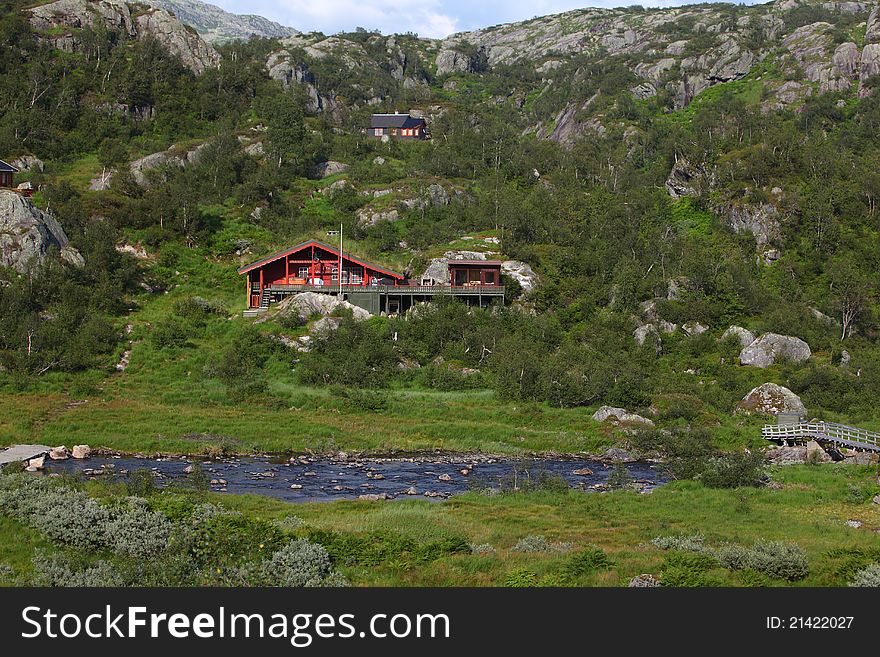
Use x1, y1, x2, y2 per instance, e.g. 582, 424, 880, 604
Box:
45, 455, 664, 503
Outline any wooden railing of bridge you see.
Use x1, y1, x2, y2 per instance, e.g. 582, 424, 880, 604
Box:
762, 421, 880, 453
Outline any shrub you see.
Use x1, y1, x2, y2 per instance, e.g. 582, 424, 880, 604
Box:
607, 462, 634, 489
126, 469, 158, 497
849, 564, 880, 587
697, 452, 768, 489
659, 552, 723, 587
470, 543, 496, 555
651, 534, 712, 554
274, 515, 306, 532
31, 551, 123, 587
716, 543, 752, 571
104, 498, 174, 558
504, 568, 539, 587
150, 318, 190, 349
256, 539, 346, 587
561, 546, 613, 579
739, 541, 809, 581
512, 535, 572, 553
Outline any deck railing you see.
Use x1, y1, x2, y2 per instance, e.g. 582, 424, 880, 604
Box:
267, 284, 505, 295
762, 421, 880, 452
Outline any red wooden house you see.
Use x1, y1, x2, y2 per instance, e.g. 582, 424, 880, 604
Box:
239, 240, 506, 315
0, 160, 18, 188
238, 239, 405, 310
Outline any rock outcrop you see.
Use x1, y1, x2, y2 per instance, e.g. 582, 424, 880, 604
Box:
721, 326, 757, 348
592, 406, 655, 427
134, 9, 220, 74
275, 292, 371, 322
0, 191, 83, 273
501, 260, 538, 293
28, 0, 219, 75
140, 0, 298, 44
739, 333, 812, 368
736, 382, 807, 417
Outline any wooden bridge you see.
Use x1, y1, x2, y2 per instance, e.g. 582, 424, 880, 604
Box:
762, 421, 880, 453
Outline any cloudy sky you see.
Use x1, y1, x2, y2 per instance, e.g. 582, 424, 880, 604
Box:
211, 0, 765, 39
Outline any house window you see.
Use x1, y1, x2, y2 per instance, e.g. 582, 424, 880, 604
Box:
331, 266, 338, 282
298, 267, 309, 278
484, 271, 497, 285
375, 128, 384, 136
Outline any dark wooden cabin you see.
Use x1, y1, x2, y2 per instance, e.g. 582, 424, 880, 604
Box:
448, 260, 503, 287
369, 113, 428, 140
0, 160, 18, 188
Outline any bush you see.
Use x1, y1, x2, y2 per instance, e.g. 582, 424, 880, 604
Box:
104, 498, 174, 558
31, 551, 123, 587
697, 452, 768, 489
607, 462, 634, 489
512, 535, 572, 553
651, 534, 712, 554
849, 564, 880, 587
561, 546, 613, 579
504, 568, 539, 587
470, 543, 496, 555
151, 318, 190, 349
256, 539, 347, 587
660, 552, 723, 587
744, 541, 809, 581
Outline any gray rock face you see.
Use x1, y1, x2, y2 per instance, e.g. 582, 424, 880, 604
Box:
128, 143, 205, 187
436, 48, 484, 75
736, 382, 807, 417
29, 0, 135, 36
0, 191, 83, 273
29, 1, 219, 75
315, 161, 348, 178
783, 22, 857, 93
139, 0, 298, 44
681, 321, 709, 336
739, 333, 812, 368
867, 6, 880, 44
715, 201, 781, 248
634, 324, 661, 352
721, 326, 757, 348
592, 406, 655, 427
266, 51, 340, 116
665, 158, 710, 199
134, 9, 220, 75
9, 155, 44, 173
501, 260, 538, 293
860, 43, 880, 96
275, 292, 371, 322
356, 208, 400, 228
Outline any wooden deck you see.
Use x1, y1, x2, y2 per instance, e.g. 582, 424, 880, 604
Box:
266, 284, 505, 296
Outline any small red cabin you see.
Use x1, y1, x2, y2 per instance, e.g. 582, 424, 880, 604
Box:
238, 239, 405, 309
0, 159, 18, 188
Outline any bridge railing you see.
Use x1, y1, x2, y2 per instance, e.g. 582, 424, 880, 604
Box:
762, 421, 880, 451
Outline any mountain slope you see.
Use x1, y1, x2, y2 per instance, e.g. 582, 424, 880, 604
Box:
142, 0, 299, 43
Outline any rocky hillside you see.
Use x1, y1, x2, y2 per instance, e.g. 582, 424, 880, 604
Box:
142, 0, 299, 43
28, 0, 220, 73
